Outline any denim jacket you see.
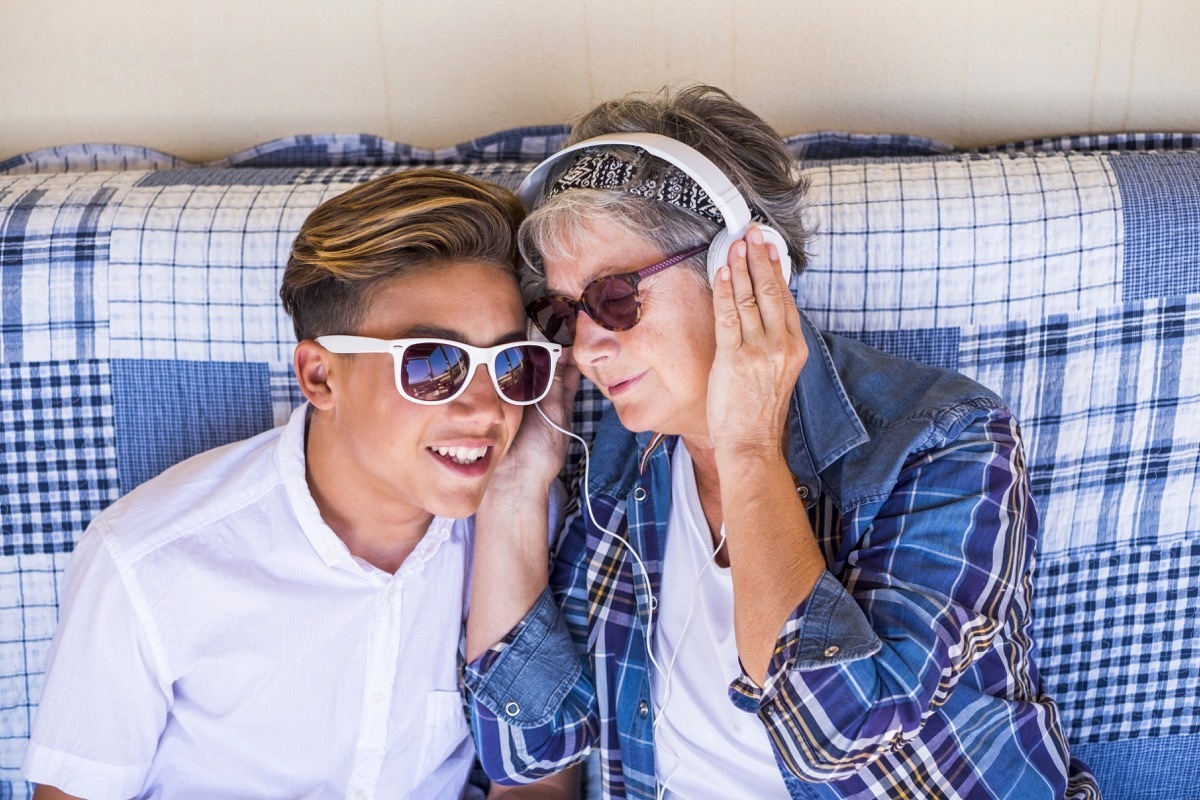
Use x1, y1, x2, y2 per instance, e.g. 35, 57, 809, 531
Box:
465, 313, 1099, 800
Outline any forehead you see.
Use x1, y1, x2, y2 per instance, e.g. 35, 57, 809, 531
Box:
359, 261, 525, 343
542, 217, 666, 294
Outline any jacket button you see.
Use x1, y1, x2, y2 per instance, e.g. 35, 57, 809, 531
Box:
796, 485, 810, 499
638, 700, 649, 717
633, 487, 647, 501
824, 645, 840, 658
504, 701, 521, 717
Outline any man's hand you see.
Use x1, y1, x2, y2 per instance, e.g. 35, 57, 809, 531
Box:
33, 785, 89, 800
487, 764, 581, 800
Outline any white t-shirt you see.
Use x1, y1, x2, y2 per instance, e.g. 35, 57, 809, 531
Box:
23, 404, 480, 800
651, 441, 790, 799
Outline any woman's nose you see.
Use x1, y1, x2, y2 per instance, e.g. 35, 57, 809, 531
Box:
570, 312, 618, 366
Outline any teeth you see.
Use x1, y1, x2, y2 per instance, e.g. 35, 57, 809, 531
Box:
430, 446, 487, 464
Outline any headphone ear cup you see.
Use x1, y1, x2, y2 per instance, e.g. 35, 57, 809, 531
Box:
706, 226, 793, 285
706, 229, 736, 283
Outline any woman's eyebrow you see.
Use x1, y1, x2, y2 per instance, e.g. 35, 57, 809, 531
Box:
544, 266, 610, 298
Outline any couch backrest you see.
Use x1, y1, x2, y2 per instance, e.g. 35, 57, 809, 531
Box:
2, 132, 1197, 798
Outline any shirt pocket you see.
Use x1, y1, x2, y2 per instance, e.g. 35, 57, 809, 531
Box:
416, 690, 471, 778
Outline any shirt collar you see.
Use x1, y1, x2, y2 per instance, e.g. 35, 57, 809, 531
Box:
278, 404, 459, 575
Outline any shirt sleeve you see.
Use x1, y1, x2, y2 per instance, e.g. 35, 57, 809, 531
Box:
728, 407, 1038, 781
463, 505, 598, 784
22, 521, 172, 799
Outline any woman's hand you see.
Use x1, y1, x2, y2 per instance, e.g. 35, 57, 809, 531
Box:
707, 228, 825, 686
707, 226, 807, 456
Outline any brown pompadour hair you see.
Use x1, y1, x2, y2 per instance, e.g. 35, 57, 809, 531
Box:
280, 168, 525, 341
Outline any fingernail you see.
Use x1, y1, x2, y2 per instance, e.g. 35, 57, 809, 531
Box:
750, 227, 764, 244
736, 241, 747, 257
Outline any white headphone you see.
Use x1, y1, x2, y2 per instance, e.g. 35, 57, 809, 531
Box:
517, 132, 792, 285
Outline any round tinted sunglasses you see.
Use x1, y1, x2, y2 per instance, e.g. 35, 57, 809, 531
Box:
526, 243, 709, 346
316, 336, 561, 406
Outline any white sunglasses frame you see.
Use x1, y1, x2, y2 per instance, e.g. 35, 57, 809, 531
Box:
315, 335, 562, 406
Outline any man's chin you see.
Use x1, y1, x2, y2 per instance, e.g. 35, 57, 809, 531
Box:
426, 488, 489, 521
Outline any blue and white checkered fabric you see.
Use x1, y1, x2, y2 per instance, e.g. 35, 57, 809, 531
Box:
974, 131, 1200, 154
0, 145, 189, 176
1, 130, 1198, 798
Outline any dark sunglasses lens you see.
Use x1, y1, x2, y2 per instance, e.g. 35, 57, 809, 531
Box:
493, 345, 554, 403
528, 297, 577, 346
583, 276, 639, 331
401, 342, 469, 402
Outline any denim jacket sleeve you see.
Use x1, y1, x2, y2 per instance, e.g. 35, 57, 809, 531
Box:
464, 507, 598, 784
727, 406, 1039, 781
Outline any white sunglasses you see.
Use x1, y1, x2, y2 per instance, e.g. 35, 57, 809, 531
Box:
316, 335, 561, 406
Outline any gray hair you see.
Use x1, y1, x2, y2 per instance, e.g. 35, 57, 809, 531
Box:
519, 84, 812, 287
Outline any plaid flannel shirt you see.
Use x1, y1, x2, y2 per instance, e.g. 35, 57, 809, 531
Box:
466, 316, 1100, 800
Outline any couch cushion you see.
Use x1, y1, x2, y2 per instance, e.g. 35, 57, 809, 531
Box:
1, 135, 1197, 798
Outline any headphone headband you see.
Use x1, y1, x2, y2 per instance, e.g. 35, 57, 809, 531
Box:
516, 132, 753, 235
516, 131, 791, 284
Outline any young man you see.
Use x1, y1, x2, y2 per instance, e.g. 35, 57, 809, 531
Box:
23, 170, 577, 800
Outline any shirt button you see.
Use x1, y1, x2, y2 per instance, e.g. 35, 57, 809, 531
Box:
638, 700, 649, 717
372, 693, 386, 706
824, 645, 840, 658
354, 791, 368, 800
504, 701, 521, 717
633, 487, 647, 501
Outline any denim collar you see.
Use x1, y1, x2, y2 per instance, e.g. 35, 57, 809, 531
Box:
783, 311, 869, 497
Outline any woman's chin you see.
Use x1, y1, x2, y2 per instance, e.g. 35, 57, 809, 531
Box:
611, 401, 655, 434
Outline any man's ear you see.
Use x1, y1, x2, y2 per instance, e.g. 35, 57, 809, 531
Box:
294, 340, 337, 410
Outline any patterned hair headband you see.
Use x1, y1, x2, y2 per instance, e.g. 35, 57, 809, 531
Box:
546, 148, 767, 226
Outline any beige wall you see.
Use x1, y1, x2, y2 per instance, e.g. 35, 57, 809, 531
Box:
3, 0, 1197, 162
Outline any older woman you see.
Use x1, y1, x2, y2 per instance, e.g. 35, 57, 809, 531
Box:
465, 86, 1098, 800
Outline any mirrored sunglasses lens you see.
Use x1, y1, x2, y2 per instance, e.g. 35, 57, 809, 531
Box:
529, 297, 577, 346
493, 345, 554, 403
400, 342, 469, 402
583, 276, 638, 331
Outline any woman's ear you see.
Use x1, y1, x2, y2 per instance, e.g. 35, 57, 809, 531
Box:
293, 340, 337, 410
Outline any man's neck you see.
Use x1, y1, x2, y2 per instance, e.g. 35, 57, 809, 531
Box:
304, 413, 433, 575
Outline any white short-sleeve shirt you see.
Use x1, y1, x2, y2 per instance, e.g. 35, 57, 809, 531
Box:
23, 404, 480, 800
